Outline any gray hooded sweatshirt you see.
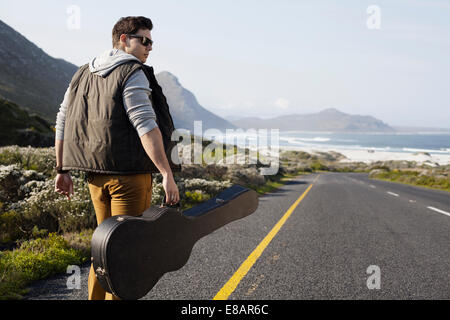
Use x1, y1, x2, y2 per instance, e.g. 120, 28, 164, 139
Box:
55, 48, 158, 140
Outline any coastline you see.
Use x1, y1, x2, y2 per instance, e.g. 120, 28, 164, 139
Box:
206, 131, 450, 167
277, 145, 450, 166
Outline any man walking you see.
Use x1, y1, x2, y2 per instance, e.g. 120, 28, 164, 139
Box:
54, 16, 180, 300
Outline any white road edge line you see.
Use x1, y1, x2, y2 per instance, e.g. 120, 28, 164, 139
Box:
370, 185, 376, 188
427, 206, 450, 218
387, 191, 399, 197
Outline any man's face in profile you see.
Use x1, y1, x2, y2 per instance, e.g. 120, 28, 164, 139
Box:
124, 28, 152, 63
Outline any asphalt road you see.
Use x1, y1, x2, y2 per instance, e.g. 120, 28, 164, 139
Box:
24, 172, 450, 300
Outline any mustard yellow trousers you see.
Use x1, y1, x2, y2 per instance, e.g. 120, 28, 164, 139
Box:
87, 173, 153, 300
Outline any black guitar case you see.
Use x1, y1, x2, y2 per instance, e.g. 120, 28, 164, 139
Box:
91, 184, 259, 300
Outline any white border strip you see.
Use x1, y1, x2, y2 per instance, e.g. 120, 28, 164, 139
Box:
387, 191, 399, 197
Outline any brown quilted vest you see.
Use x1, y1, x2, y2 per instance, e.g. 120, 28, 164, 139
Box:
62, 61, 179, 174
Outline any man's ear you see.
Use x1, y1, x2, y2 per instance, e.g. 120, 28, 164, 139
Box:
119, 34, 128, 47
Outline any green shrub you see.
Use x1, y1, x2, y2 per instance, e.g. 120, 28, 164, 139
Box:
370, 165, 391, 172
0, 174, 96, 245
8, 233, 86, 280
0, 146, 56, 176
0, 210, 24, 243
179, 189, 213, 210
370, 169, 450, 191
311, 161, 328, 171
63, 229, 93, 258
0, 233, 87, 300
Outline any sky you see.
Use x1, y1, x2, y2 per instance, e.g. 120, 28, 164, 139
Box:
1, 0, 449, 128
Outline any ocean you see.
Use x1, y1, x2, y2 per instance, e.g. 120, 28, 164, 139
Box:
276, 131, 450, 156
202, 131, 450, 161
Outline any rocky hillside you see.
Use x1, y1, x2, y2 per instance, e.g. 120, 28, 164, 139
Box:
0, 19, 78, 122
155, 71, 237, 132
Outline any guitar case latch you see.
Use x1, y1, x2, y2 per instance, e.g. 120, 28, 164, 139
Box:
96, 267, 106, 276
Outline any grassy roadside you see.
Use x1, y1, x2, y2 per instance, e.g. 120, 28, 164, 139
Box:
0, 232, 90, 300
370, 176, 450, 192
369, 169, 450, 193
0, 170, 310, 300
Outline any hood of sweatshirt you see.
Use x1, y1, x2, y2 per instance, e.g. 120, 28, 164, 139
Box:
89, 48, 141, 77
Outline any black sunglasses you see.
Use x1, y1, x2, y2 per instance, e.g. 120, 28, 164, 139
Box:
128, 34, 153, 47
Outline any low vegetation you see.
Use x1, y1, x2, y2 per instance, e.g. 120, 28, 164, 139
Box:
0, 98, 54, 148
0, 233, 87, 299
368, 167, 450, 191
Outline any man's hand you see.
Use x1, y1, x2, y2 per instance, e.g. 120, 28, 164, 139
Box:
55, 173, 74, 200
162, 173, 180, 206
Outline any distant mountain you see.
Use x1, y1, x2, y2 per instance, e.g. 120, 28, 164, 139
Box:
155, 71, 237, 132
230, 108, 396, 132
0, 19, 78, 122
0, 98, 54, 147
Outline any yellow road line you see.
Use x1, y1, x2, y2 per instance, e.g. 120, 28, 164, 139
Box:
213, 174, 320, 300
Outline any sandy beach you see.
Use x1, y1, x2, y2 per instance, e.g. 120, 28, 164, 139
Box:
278, 145, 450, 166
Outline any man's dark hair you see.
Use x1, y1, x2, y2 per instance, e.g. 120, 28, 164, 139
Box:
112, 16, 153, 48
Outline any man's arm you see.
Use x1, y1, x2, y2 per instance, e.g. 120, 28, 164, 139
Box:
54, 86, 73, 199
124, 70, 179, 204
140, 127, 179, 205
139, 127, 172, 177
55, 139, 64, 168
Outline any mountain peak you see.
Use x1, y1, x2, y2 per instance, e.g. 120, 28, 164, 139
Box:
319, 108, 345, 114
155, 71, 181, 87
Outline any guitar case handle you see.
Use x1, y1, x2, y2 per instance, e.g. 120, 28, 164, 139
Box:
161, 194, 181, 209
